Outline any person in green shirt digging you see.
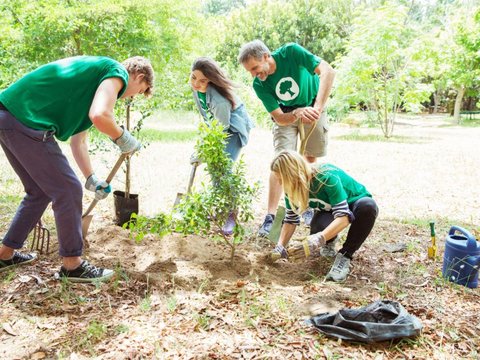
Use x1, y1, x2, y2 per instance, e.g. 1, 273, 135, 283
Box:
269, 150, 378, 282
0, 56, 154, 283
238, 40, 336, 238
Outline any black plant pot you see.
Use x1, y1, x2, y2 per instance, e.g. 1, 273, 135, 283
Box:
113, 190, 139, 227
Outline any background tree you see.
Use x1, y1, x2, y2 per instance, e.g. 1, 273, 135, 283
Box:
443, 6, 480, 122
1, 0, 480, 128
215, 0, 352, 68
0, 0, 32, 88
332, 3, 432, 137
0, 0, 206, 109
412, 27, 451, 114
203, 0, 246, 15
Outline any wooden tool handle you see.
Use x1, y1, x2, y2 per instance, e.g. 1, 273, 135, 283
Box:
298, 120, 317, 156
186, 162, 199, 194
82, 153, 128, 218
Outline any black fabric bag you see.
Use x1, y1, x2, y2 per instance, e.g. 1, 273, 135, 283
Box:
306, 300, 422, 343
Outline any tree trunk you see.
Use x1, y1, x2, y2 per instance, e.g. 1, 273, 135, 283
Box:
453, 86, 465, 124
433, 91, 440, 114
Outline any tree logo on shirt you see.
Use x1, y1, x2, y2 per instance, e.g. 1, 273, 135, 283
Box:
276, 77, 299, 101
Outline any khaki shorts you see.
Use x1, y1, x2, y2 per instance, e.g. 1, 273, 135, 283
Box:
272, 112, 328, 157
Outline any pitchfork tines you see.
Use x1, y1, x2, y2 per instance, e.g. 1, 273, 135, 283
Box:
30, 219, 51, 254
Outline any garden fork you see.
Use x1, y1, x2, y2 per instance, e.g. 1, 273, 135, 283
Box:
30, 218, 51, 254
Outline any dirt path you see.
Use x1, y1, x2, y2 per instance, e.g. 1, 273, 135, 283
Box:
85, 114, 480, 225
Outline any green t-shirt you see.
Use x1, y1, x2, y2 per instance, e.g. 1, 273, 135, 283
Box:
0, 56, 128, 141
253, 43, 321, 113
285, 163, 371, 211
197, 91, 214, 121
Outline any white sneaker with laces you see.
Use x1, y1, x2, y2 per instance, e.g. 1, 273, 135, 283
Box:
320, 238, 338, 258
325, 253, 351, 282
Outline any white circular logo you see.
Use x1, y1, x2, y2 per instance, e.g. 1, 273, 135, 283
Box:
275, 77, 299, 101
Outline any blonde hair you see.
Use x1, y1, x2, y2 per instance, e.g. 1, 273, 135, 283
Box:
270, 150, 317, 214
122, 56, 155, 97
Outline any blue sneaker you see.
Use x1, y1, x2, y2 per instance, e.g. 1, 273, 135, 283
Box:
325, 253, 351, 282
258, 214, 275, 237
221, 212, 236, 236
270, 244, 288, 262
302, 208, 314, 227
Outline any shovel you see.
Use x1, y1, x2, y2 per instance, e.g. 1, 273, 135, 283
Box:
174, 161, 199, 206
82, 153, 128, 240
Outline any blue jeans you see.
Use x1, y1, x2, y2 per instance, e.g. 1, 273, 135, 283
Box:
0, 107, 84, 257
225, 131, 243, 162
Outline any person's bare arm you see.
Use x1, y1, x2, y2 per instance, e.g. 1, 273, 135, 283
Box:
316, 215, 349, 242
277, 222, 297, 248
89, 77, 125, 140
312, 60, 335, 114
269, 107, 300, 126
70, 131, 93, 179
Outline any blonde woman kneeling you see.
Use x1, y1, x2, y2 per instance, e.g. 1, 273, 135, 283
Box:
270, 150, 378, 282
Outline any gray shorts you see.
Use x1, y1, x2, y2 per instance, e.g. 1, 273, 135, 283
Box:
272, 112, 328, 157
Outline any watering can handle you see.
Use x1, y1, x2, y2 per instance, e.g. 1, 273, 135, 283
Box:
449, 226, 475, 240
449, 226, 478, 250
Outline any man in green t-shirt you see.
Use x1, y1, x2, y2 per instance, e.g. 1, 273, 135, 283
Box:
238, 40, 336, 238
0, 56, 154, 283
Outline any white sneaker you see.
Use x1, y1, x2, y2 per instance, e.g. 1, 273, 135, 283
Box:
325, 253, 351, 282
320, 238, 338, 258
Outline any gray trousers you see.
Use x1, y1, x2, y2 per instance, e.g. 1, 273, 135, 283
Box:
0, 107, 83, 257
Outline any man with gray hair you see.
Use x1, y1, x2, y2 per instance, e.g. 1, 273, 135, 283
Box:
238, 40, 335, 247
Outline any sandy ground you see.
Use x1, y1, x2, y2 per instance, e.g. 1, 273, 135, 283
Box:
1, 114, 479, 359
84, 114, 480, 225
83, 113, 480, 288
1, 113, 480, 245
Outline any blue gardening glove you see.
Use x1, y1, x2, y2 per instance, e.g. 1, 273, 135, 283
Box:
85, 174, 111, 200
114, 127, 141, 154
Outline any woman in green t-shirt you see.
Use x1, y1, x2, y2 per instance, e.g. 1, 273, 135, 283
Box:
189, 57, 254, 235
270, 150, 378, 282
